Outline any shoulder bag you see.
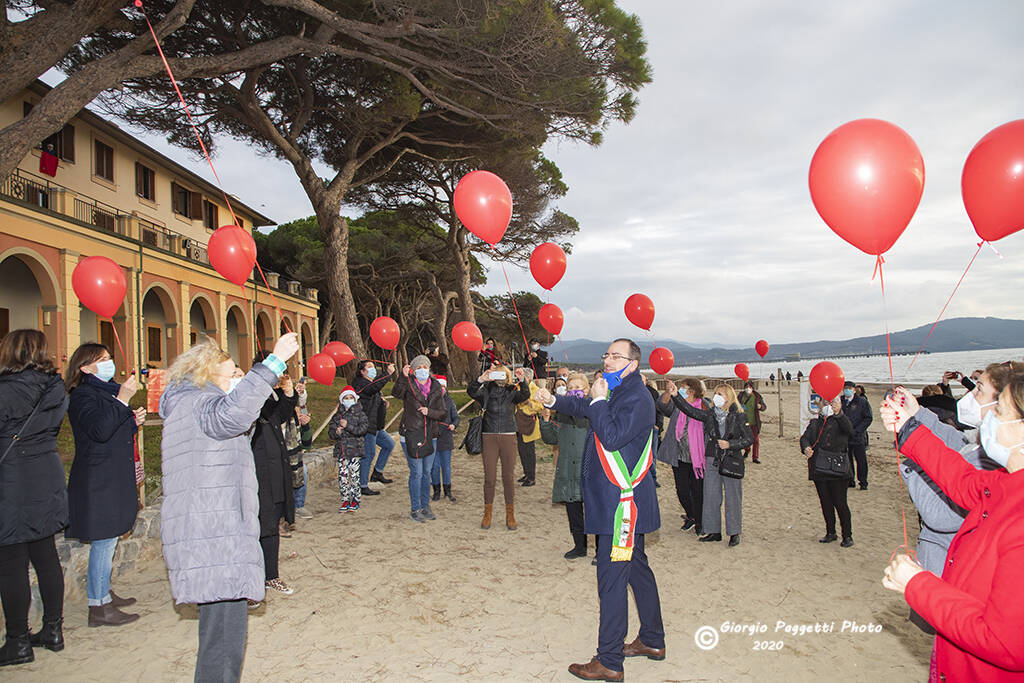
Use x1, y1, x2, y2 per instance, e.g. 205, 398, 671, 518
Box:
0, 389, 47, 467
460, 388, 488, 456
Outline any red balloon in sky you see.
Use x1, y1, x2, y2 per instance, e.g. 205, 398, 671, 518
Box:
962, 120, 1024, 242
72, 256, 126, 318
453, 170, 513, 246
322, 341, 354, 367
755, 340, 769, 358
809, 119, 925, 256
369, 316, 400, 351
529, 242, 567, 290
624, 293, 655, 331
208, 224, 257, 285
649, 347, 675, 375
451, 321, 483, 352
538, 303, 564, 336
734, 363, 750, 381
809, 361, 845, 401
307, 353, 336, 385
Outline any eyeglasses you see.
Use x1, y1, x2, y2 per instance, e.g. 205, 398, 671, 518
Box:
601, 353, 636, 362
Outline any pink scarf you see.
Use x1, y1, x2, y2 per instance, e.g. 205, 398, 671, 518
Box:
414, 376, 431, 398
682, 399, 706, 478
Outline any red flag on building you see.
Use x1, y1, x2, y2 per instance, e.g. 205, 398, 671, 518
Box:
39, 151, 58, 177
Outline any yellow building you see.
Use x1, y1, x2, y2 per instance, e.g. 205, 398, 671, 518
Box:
0, 81, 321, 376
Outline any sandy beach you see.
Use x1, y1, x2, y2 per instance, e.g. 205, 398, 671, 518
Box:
10, 381, 932, 682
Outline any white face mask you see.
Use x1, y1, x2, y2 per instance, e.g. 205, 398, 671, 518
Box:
744, 387, 752, 394
712, 394, 726, 408
488, 371, 506, 381
414, 368, 431, 381
365, 366, 377, 380
227, 377, 242, 394
531, 344, 540, 351
94, 359, 116, 382
341, 398, 357, 409
555, 385, 567, 396
979, 411, 1024, 467
957, 390, 996, 428
821, 404, 834, 417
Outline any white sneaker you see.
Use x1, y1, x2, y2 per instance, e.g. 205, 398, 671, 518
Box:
296, 507, 313, 519
265, 578, 294, 595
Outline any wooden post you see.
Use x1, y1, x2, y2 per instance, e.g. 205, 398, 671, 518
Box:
777, 366, 784, 437
137, 426, 146, 507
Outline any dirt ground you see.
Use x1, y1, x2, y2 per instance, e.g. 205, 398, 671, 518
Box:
11, 381, 932, 682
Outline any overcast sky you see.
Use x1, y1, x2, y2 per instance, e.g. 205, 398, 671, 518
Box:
63, 0, 1024, 347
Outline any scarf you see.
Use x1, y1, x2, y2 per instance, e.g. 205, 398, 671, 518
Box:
595, 430, 654, 562
685, 400, 706, 478
414, 376, 431, 399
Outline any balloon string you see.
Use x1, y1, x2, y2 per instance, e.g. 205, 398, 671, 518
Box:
492, 247, 533, 371
906, 241, 984, 372
109, 320, 129, 370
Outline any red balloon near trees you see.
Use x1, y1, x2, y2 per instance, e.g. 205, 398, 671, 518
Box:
809, 361, 845, 401
529, 242, 567, 290
369, 316, 400, 350
453, 170, 513, 246
307, 353, 336, 385
755, 340, 769, 358
809, 119, 925, 256
208, 224, 257, 285
538, 303, 564, 336
72, 256, 126, 318
962, 120, 1024, 242
734, 363, 750, 381
451, 321, 483, 352
624, 294, 655, 331
649, 347, 674, 375
322, 341, 354, 367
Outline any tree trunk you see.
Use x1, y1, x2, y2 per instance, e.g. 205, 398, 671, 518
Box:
445, 204, 479, 381
427, 273, 450, 357
320, 214, 366, 359
318, 308, 334, 348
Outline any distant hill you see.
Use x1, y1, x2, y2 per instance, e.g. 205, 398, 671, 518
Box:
554, 317, 1024, 365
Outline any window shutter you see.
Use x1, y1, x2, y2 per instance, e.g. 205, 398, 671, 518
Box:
171, 181, 179, 212
190, 192, 202, 220
135, 162, 142, 196
62, 125, 75, 162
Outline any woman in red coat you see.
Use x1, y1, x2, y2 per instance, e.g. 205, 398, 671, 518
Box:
880, 383, 1024, 682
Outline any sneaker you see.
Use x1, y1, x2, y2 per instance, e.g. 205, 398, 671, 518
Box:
247, 599, 261, 610
421, 507, 436, 521
338, 502, 350, 512
296, 507, 313, 519
409, 510, 426, 523
349, 503, 359, 511
265, 578, 294, 595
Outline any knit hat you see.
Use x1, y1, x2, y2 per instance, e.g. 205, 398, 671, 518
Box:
410, 354, 430, 369
339, 386, 358, 402
435, 375, 448, 387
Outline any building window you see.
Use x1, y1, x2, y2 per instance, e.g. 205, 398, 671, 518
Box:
99, 320, 115, 352
135, 163, 155, 201
146, 324, 163, 364
171, 181, 202, 219
24, 102, 75, 162
202, 199, 219, 230
0, 308, 8, 339
94, 140, 114, 181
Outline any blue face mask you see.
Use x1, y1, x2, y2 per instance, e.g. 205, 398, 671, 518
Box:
679, 388, 689, 400
366, 366, 377, 380
94, 359, 116, 383
414, 368, 431, 382
979, 411, 1024, 467
602, 363, 631, 392
843, 389, 854, 399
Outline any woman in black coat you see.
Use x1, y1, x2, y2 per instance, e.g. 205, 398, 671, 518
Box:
65, 343, 143, 627
800, 395, 855, 547
250, 360, 298, 596
0, 330, 70, 666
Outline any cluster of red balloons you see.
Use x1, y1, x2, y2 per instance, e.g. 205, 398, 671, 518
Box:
72, 256, 126, 318
810, 361, 845, 401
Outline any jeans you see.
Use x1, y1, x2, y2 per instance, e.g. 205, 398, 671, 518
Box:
293, 463, 308, 509
402, 438, 436, 512
195, 599, 247, 683
431, 443, 452, 486
361, 429, 395, 487
87, 537, 119, 606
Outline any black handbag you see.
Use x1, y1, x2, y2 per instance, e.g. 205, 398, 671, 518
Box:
813, 448, 852, 479
718, 451, 745, 479
459, 388, 488, 456
0, 389, 48, 467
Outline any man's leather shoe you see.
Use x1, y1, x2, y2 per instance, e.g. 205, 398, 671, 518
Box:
623, 636, 665, 660
361, 487, 380, 496
568, 656, 623, 681
698, 533, 722, 542
729, 534, 740, 547
109, 590, 136, 607
370, 470, 393, 484
88, 603, 139, 627
819, 533, 838, 544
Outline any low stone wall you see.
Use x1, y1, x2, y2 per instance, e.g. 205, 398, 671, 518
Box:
6, 446, 338, 630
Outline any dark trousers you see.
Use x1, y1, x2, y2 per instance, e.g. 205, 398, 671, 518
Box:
259, 501, 285, 581
672, 463, 704, 528
516, 432, 536, 482
195, 599, 247, 683
848, 442, 868, 486
814, 478, 852, 537
0, 534, 63, 636
565, 501, 589, 551
595, 534, 665, 672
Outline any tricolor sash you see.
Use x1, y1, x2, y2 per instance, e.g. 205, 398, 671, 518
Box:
594, 430, 654, 562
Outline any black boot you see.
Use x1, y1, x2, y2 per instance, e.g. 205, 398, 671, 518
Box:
29, 618, 64, 652
443, 484, 456, 502
431, 484, 441, 501
0, 633, 33, 667
564, 531, 587, 559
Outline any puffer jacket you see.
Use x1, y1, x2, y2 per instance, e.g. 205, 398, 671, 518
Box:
329, 402, 369, 460
467, 379, 530, 434
159, 364, 276, 605
0, 369, 69, 546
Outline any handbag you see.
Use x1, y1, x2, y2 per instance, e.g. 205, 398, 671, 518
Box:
459, 388, 488, 455
812, 448, 852, 479
718, 450, 745, 479
0, 389, 47, 467
514, 407, 536, 435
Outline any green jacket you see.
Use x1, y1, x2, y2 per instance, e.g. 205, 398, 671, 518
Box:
540, 411, 589, 503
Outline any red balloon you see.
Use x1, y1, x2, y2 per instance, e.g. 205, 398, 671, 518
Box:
322, 341, 354, 367
307, 353, 336, 385
538, 303, 564, 336
453, 170, 513, 246
72, 256, 126, 318
624, 294, 655, 331
369, 316, 400, 351
649, 347, 675, 375
734, 363, 750, 381
809, 119, 925, 255
451, 321, 483, 352
962, 120, 1024, 242
208, 225, 257, 285
529, 242, 567, 290
755, 340, 769, 358
809, 361, 845, 401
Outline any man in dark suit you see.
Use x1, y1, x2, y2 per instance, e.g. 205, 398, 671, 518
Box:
841, 380, 873, 490
538, 338, 665, 681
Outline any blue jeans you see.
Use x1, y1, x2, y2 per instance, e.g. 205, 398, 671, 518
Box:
402, 438, 436, 512
361, 430, 395, 487
87, 537, 119, 606
431, 443, 452, 486
293, 463, 308, 508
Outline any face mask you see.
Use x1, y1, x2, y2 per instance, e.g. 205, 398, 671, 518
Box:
568, 389, 585, 398
603, 363, 632, 392
679, 388, 689, 400
712, 394, 726, 408
745, 387, 752, 395
979, 411, 1024, 467
957, 391, 996, 428
94, 359, 116, 382
227, 377, 242, 394
821, 404, 834, 417
555, 386, 567, 396
558, 375, 568, 382
366, 366, 377, 380
843, 389, 854, 399
488, 371, 506, 381
341, 398, 357, 409
531, 344, 540, 351
414, 368, 430, 381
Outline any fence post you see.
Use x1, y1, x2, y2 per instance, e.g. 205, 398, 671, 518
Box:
777, 367, 784, 437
